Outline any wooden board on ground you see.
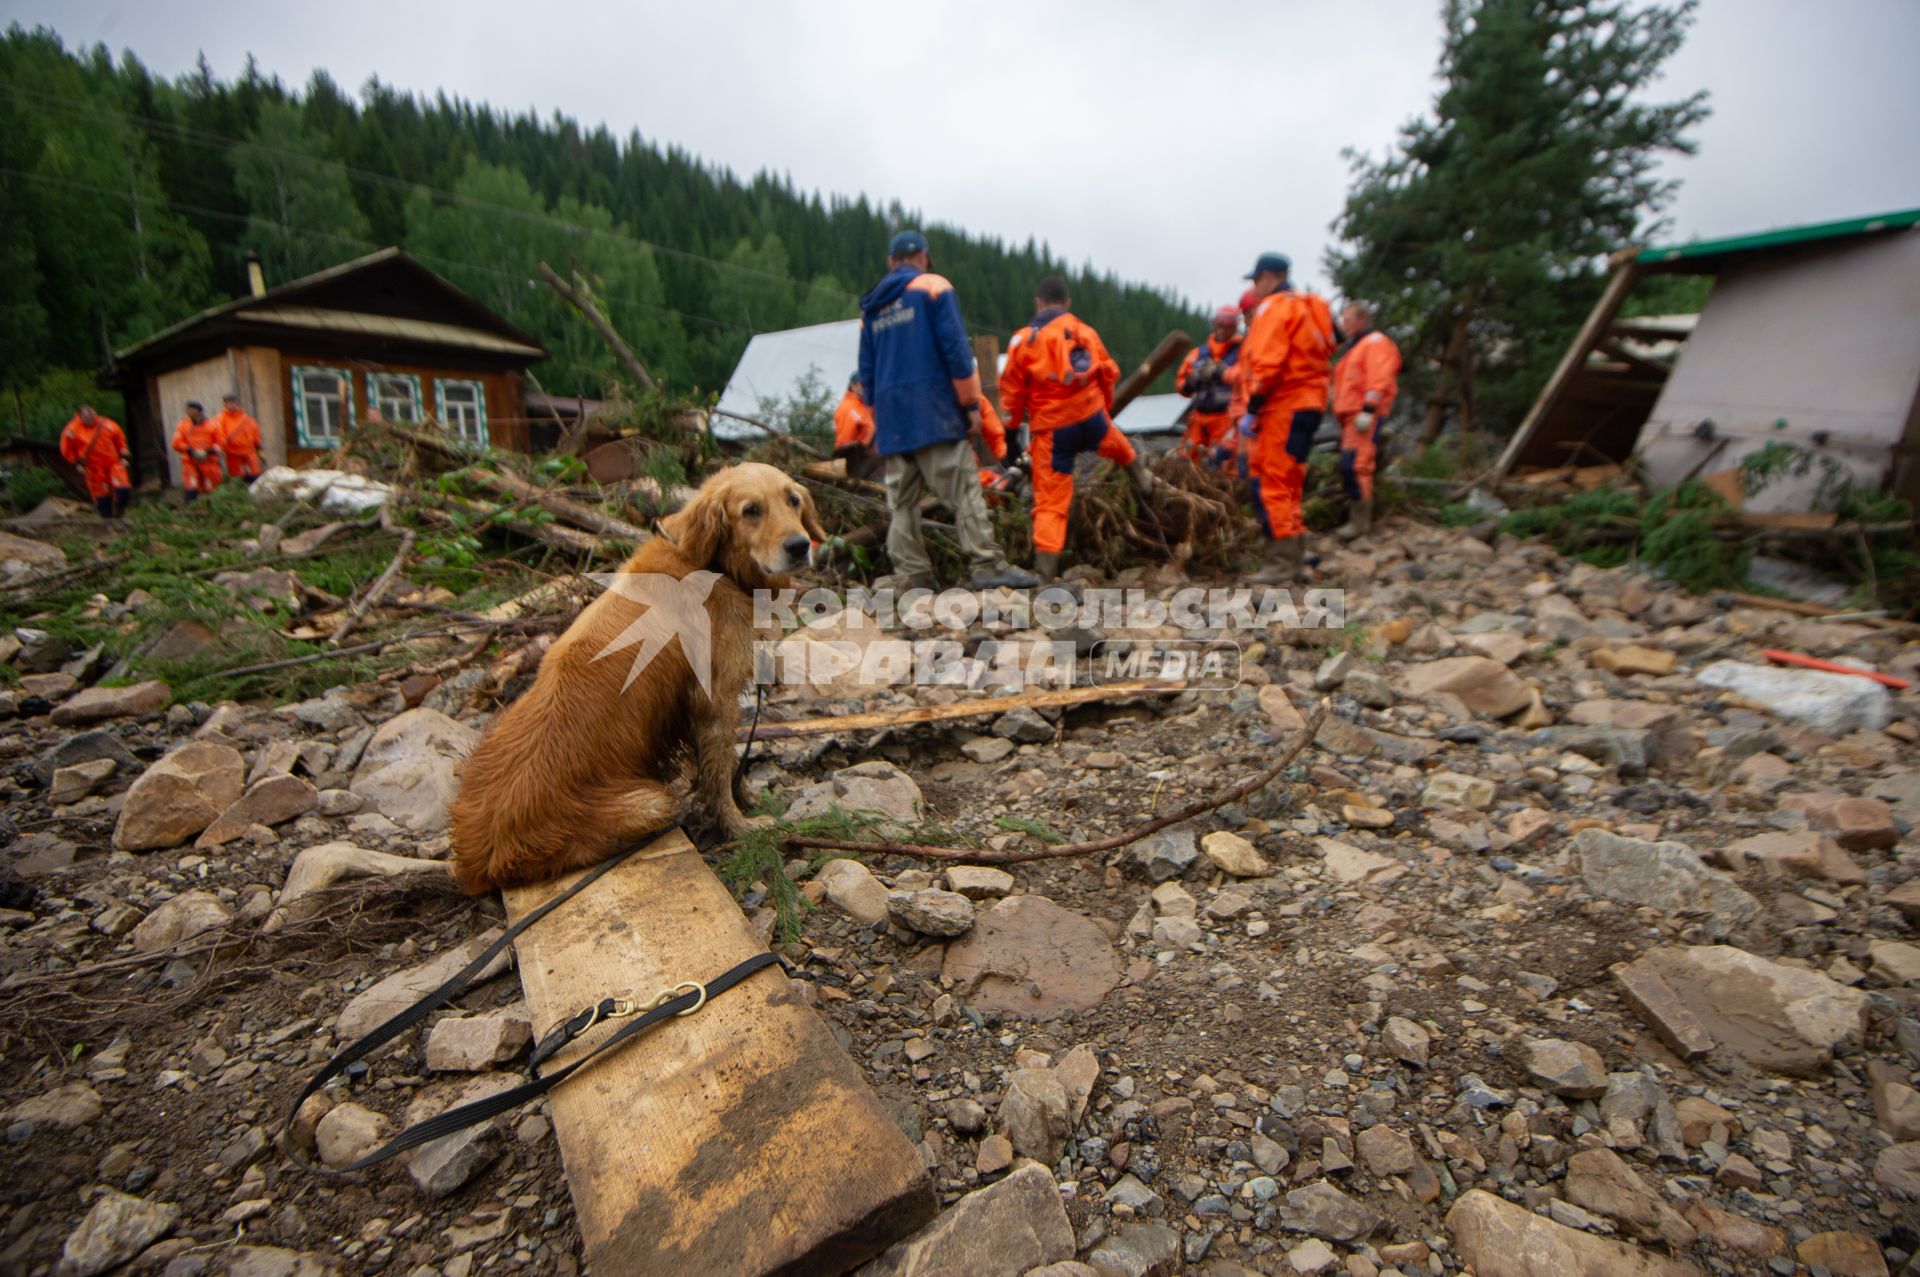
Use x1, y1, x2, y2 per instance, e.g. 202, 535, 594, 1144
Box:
504, 830, 934, 1276
741, 678, 1183, 741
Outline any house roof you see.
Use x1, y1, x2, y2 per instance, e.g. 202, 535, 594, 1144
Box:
1636, 207, 1920, 273
713, 319, 862, 437
107, 248, 548, 373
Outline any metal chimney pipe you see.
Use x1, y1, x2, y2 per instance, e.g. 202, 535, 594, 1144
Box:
245, 250, 266, 299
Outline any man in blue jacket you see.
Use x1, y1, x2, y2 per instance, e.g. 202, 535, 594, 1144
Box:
859, 230, 1037, 591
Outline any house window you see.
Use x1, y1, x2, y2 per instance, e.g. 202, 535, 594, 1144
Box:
437, 378, 489, 447
368, 372, 422, 423
291, 365, 353, 447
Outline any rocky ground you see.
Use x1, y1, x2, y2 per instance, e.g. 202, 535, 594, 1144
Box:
4, 516, 1920, 1277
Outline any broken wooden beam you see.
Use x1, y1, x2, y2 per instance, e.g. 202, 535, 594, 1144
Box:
460, 467, 651, 544
1111, 330, 1192, 418
537, 261, 658, 393
740, 679, 1181, 742
503, 828, 934, 1275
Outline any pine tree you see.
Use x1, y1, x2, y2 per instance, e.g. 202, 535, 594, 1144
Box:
231, 99, 375, 281
1328, 0, 1708, 442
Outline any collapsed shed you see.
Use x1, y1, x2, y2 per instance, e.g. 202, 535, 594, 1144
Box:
1494, 208, 1920, 511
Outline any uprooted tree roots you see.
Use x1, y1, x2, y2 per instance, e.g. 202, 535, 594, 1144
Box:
1069, 453, 1257, 576
0, 875, 486, 1052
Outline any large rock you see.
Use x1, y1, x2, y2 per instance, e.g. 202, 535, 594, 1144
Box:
1571, 828, 1757, 937
1564, 1148, 1697, 1247
50, 679, 170, 727
856, 1163, 1073, 1277
197, 774, 319, 846
1200, 830, 1269, 877
942, 895, 1121, 1020
5, 1081, 103, 1130
129, 890, 233, 953
113, 739, 245, 851
266, 842, 448, 931
1400, 656, 1531, 718
1083, 1223, 1181, 1277
1279, 1180, 1380, 1241
402, 1073, 518, 1197
886, 887, 974, 937
58, 1190, 179, 1277
349, 707, 478, 834
812, 858, 890, 926
1127, 825, 1199, 881
223, 1247, 343, 1277
1524, 1038, 1608, 1099
0, 528, 65, 573
787, 759, 924, 826
1695, 659, 1892, 734
315, 1102, 391, 1168
1633, 945, 1870, 1076
336, 929, 511, 1040
1447, 1189, 1704, 1277
425, 1010, 533, 1072
999, 1067, 1072, 1163
35, 730, 141, 786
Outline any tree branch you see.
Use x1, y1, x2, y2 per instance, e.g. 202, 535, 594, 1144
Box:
783, 703, 1326, 865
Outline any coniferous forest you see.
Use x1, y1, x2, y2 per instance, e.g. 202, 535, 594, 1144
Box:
0, 28, 1205, 434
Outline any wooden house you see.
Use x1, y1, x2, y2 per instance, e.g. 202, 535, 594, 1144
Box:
102, 249, 548, 487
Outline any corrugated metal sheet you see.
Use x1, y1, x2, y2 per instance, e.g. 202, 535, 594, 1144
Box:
1638, 207, 1920, 269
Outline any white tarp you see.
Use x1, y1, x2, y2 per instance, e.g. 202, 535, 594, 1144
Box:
252, 466, 394, 513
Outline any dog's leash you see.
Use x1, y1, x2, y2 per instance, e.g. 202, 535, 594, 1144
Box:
284, 688, 777, 1175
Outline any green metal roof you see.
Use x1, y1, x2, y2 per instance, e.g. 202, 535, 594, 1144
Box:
1637, 207, 1920, 268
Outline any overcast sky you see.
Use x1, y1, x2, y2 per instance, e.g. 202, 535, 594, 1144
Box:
8, 0, 1919, 314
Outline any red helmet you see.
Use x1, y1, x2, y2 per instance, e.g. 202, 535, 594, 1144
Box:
1238, 288, 1258, 314
1212, 305, 1240, 327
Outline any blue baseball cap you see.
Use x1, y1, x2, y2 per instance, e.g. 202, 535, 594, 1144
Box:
889, 229, 929, 258
1244, 252, 1291, 280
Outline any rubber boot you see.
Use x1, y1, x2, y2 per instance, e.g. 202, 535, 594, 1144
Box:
1033, 551, 1061, 583
1127, 456, 1158, 497
1335, 498, 1374, 541
969, 561, 1040, 590
1245, 536, 1304, 584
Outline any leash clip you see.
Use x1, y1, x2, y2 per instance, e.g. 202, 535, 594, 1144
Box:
638, 979, 709, 1018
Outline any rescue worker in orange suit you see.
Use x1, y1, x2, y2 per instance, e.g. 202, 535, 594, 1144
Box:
59, 404, 133, 518
1176, 305, 1244, 468
1000, 276, 1158, 582
1237, 252, 1336, 581
1330, 300, 1401, 540
831, 374, 879, 479
214, 393, 263, 483
171, 401, 227, 501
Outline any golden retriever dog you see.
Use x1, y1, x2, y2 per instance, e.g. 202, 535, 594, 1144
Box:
450, 462, 824, 893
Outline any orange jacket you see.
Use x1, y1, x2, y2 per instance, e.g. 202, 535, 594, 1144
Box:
215, 408, 262, 457
59, 416, 129, 474
1000, 309, 1119, 433
1176, 334, 1243, 405
1332, 329, 1401, 420
172, 415, 226, 459
833, 389, 875, 453
1240, 290, 1336, 416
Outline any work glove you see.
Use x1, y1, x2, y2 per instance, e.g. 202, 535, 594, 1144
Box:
1245, 393, 1267, 415
1237, 413, 1257, 439
189, 448, 208, 461
1354, 412, 1376, 435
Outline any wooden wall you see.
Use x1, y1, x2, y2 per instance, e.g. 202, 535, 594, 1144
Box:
270, 355, 530, 467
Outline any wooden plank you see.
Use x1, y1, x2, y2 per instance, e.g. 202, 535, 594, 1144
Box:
1492, 255, 1642, 478
504, 830, 934, 1276
1111, 330, 1193, 418
741, 679, 1182, 741
1735, 510, 1837, 531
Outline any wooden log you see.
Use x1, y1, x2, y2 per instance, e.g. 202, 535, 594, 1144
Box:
461, 466, 652, 545
741, 679, 1181, 741
1493, 253, 1642, 478
1111, 330, 1192, 418
503, 829, 934, 1276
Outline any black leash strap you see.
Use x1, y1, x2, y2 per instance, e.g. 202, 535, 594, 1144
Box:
291, 949, 781, 1173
